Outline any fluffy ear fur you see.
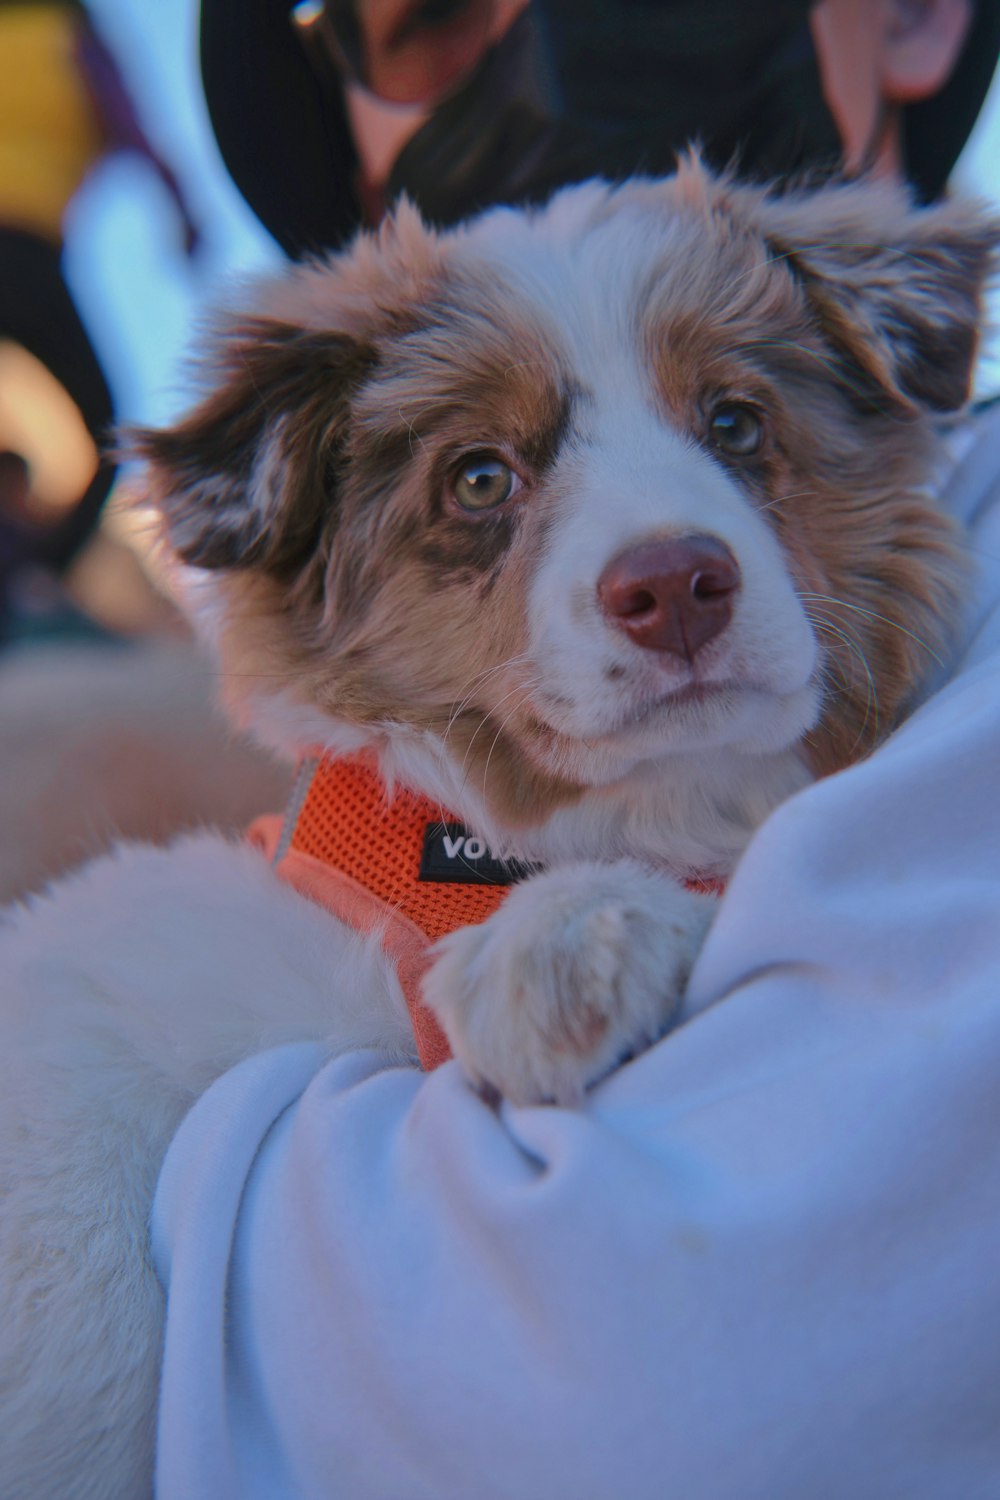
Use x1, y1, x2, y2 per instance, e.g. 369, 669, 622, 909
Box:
131, 319, 375, 573
132, 198, 446, 574
754, 184, 1000, 414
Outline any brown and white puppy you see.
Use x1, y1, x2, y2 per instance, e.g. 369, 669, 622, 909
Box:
1, 161, 996, 1499
141, 157, 992, 1104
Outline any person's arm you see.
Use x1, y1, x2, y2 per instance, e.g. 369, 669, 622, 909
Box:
152, 411, 1000, 1500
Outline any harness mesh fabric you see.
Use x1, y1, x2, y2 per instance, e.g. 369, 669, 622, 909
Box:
256, 753, 724, 1072
249, 753, 515, 1069
287, 754, 511, 940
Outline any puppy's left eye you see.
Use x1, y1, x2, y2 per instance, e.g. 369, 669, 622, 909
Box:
709, 403, 763, 457
451, 455, 521, 512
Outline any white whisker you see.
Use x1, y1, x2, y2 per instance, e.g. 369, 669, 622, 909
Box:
479, 684, 543, 805
444, 653, 533, 740
456, 677, 541, 787
799, 590, 943, 668
806, 611, 879, 747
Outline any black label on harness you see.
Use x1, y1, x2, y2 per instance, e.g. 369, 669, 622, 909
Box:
418, 823, 535, 886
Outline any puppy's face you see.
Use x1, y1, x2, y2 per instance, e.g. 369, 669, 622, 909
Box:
140, 163, 996, 828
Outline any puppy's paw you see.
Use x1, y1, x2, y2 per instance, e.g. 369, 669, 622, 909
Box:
422, 860, 715, 1107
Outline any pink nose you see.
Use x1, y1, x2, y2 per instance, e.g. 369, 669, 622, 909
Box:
597, 535, 741, 661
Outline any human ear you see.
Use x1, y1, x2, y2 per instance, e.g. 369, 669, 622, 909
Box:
880, 0, 972, 102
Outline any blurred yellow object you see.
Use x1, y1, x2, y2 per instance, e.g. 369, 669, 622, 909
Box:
0, 337, 98, 515
0, 3, 103, 242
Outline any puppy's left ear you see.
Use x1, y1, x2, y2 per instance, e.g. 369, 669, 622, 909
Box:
131, 316, 374, 572
758, 186, 1000, 414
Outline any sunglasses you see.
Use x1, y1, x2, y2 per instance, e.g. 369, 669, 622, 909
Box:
291, 0, 527, 106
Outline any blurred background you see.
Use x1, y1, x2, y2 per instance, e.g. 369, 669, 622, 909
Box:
1, 0, 999, 904
0, 0, 290, 903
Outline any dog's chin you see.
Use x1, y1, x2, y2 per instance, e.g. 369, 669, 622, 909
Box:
516, 679, 823, 786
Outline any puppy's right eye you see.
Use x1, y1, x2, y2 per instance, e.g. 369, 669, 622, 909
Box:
451, 454, 521, 512
709, 403, 763, 457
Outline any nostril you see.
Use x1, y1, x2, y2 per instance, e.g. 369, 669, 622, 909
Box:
618, 586, 658, 618
691, 564, 739, 601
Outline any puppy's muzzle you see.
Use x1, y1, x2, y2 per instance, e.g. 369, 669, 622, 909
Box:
598, 535, 741, 662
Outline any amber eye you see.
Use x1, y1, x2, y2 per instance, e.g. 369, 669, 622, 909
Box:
451, 454, 520, 512
709, 403, 763, 457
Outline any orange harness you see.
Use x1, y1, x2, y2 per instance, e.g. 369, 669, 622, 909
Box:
251, 753, 725, 1072
249, 754, 520, 1070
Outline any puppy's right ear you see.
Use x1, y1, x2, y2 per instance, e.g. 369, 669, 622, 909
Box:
132, 317, 374, 573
